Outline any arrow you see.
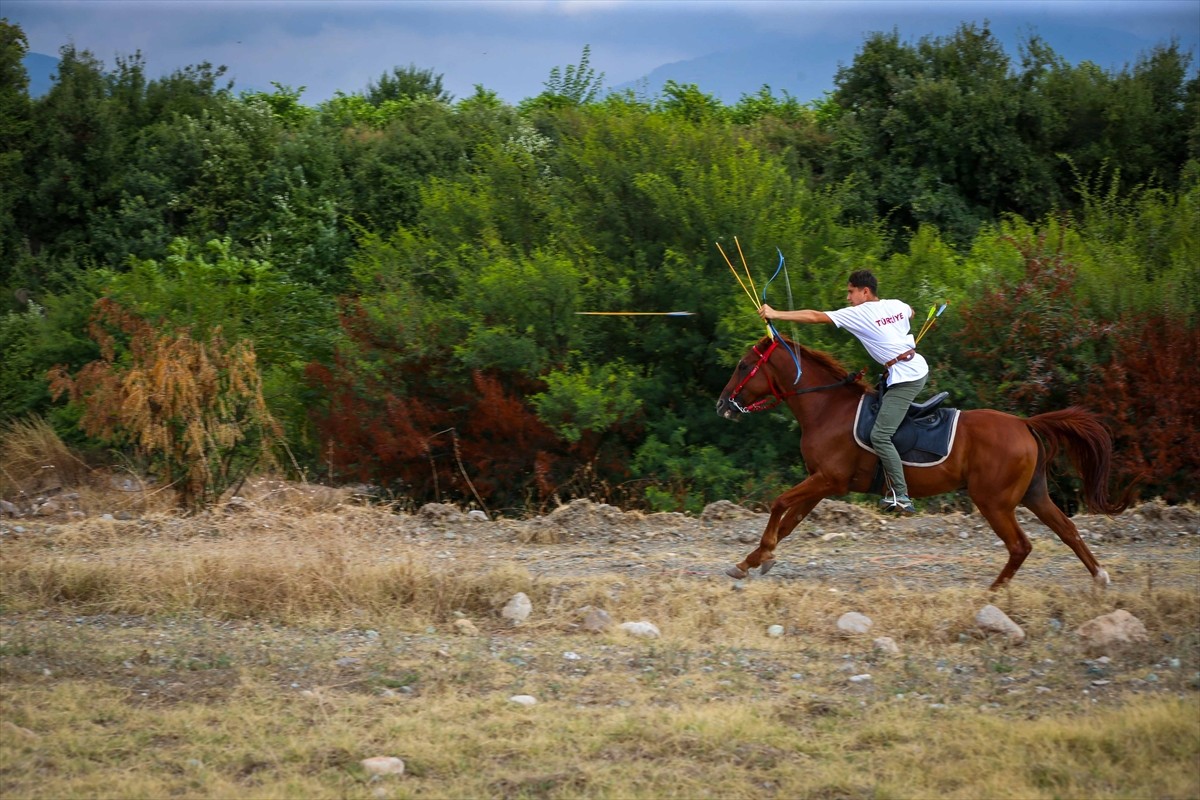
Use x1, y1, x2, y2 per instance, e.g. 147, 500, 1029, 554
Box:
575, 311, 696, 316
915, 301, 949, 344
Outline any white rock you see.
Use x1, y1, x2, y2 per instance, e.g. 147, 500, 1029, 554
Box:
849, 674, 872, 683
509, 694, 538, 706
873, 636, 901, 655
975, 604, 1026, 644
579, 606, 613, 632
1075, 610, 1149, 653
837, 612, 873, 635
360, 756, 405, 776
766, 624, 785, 638
501, 592, 532, 624
619, 621, 661, 639
467, 509, 488, 521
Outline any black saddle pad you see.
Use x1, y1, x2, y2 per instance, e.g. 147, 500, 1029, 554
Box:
853, 394, 961, 466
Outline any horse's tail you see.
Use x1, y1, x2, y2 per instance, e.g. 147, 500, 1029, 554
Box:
1025, 407, 1137, 516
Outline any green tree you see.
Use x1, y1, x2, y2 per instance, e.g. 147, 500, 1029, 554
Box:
523, 45, 605, 110
0, 21, 32, 289
22, 45, 116, 267
828, 24, 1050, 245
657, 80, 726, 123
365, 64, 451, 104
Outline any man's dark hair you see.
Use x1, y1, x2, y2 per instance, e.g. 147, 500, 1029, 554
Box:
848, 269, 878, 294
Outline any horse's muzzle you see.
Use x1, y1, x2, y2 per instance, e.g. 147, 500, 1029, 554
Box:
715, 397, 742, 420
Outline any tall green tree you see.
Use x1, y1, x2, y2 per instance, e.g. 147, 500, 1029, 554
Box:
828, 24, 1051, 245
365, 64, 451, 104
0, 21, 32, 291
22, 45, 116, 268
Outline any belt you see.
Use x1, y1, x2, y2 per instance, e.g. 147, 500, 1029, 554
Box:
884, 349, 915, 369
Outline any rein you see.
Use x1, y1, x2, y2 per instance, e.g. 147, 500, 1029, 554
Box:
728, 338, 866, 413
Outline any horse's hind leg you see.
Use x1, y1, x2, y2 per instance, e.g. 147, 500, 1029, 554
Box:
973, 500, 1033, 590
1022, 474, 1110, 587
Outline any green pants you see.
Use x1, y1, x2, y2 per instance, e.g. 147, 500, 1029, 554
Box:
870, 375, 927, 498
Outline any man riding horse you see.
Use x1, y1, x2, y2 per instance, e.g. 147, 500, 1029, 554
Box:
759, 269, 927, 514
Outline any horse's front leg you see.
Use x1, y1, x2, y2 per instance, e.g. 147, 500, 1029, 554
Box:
726, 475, 837, 578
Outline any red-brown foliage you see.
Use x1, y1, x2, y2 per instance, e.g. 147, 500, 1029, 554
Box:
956, 232, 1114, 415
305, 301, 594, 510
1086, 314, 1199, 503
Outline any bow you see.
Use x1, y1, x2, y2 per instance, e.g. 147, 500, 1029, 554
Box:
761, 248, 802, 385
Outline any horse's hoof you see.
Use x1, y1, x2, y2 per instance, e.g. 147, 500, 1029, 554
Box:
1094, 568, 1111, 588
759, 559, 776, 576
725, 566, 747, 579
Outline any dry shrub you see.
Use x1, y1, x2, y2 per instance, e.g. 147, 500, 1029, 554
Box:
0, 416, 93, 497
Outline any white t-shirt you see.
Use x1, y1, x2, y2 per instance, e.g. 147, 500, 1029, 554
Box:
826, 299, 929, 386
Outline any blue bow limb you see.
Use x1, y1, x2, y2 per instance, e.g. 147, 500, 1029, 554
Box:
762, 248, 802, 385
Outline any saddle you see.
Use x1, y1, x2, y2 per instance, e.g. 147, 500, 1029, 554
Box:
853, 391, 960, 470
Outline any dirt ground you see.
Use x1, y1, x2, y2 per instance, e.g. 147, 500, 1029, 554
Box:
2, 491, 1198, 800
4, 492, 1196, 592
417, 496, 1200, 592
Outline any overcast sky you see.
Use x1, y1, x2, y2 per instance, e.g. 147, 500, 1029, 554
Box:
7, 0, 1199, 104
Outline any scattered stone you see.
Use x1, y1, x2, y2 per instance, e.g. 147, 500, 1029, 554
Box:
1075, 609, 1148, 654
0, 499, 21, 517
975, 604, 1026, 645
700, 500, 757, 522
766, 624, 785, 638
467, 510, 488, 522
360, 756, 405, 776
578, 606, 613, 633
821, 531, 847, 542
453, 618, 479, 635
837, 612, 873, 635
619, 621, 661, 639
848, 674, 872, 683
418, 503, 465, 525
508, 695, 538, 706
501, 592, 532, 624
873, 636, 901, 656
35, 500, 60, 516
225, 496, 252, 513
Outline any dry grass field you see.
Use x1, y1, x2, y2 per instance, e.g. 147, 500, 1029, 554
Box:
1, 476, 1198, 799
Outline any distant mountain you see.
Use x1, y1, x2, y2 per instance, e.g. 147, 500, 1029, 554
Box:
21, 52, 58, 97
612, 21, 1198, 104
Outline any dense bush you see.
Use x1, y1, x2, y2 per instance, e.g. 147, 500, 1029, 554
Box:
4, 20, 1196, 509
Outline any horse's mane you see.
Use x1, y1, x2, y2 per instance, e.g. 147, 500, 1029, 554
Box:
762, 335, 868, 391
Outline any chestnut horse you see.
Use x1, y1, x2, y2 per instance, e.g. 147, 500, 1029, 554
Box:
715, 335, 1133, 589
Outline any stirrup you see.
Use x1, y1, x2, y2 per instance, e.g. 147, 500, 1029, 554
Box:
878, 493, 916, 515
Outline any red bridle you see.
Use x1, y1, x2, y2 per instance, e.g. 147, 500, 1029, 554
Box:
726, 338, 795, 413
726, 338, 866, 414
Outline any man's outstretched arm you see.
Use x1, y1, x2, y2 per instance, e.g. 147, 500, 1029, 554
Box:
758, 304, 832, 325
